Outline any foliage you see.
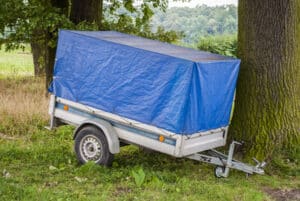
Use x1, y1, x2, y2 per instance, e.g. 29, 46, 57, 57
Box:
131, 168, 146, 187
0, 45, 33, 76
0, 0, 72, 49
0, 0, 182, 52
102, 0, 182, 43
0, 1, 238, 52
151, 5, 237, 44
197, 34, 237, 57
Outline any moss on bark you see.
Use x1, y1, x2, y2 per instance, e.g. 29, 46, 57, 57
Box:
230, 0, 300, 160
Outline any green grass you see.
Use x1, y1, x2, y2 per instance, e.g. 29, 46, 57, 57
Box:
0, 125, 298, 201
0, 48, 299, 201
0, 45, 34, 76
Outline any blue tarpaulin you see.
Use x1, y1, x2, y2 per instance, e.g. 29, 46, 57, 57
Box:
49, 30, 240, 135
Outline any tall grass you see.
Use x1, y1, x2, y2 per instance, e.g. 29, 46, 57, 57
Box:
0, 45, 47, 136
0, 77, 48, 136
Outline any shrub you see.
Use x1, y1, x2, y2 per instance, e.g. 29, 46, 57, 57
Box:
197, 35, 237, 57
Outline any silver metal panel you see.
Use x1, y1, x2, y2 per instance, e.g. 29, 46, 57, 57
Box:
53, 97, 228, 157
181, 131, 226, 156
115, 126, 176, 156
54, 109, 84, 126
54, 108, 175, 155
48, 95, 56, 129
48, 95, 56, 115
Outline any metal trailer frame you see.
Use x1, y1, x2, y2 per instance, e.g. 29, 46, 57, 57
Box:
47, 95, 265, 178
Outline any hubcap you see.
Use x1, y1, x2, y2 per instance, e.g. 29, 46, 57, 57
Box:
80, 135, 103, 162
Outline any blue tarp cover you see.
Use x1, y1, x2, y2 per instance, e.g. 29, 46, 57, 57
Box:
49, 30, 240, 135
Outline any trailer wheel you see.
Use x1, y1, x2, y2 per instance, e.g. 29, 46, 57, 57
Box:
74, 126, 114, 166
214, 166, 225, 178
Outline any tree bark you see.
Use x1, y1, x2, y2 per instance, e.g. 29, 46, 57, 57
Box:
45, 34, 56, 91
31, 39, 45, 76
44, 0, 69, 90
230, 0, 300, 159
70, 0, 102, 26
30, 29, 45, 76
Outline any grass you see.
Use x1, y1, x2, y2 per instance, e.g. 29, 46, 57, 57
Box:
0, 45, 34, 76
0, 49, 299, 201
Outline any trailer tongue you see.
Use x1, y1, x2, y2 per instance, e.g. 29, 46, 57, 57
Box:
47, 30, 265, 177
187, 141, 266, 177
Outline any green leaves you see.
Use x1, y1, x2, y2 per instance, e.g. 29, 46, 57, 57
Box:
151, 5, 237, 44
197, 34, 237, 57
131, 167, 146, 187
124, 0, 136, 13
1, 0, 181, 53
0, 0, 72, 50
141, 3, 154, 24
103, 0, 181, 43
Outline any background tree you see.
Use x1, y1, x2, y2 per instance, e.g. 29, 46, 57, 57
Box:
0, 0, 181, 89
230, 0, 300, 160
151, 5, 237, 44
31, 0, 69, 78
197, 34, 237, 57
70, 0, 102, 25
0, 0, 72, 89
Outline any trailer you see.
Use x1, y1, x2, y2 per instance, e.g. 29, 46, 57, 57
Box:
47, 30, 265, 177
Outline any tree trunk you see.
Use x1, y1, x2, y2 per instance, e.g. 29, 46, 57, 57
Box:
44, 0, 69, 91
70, 0, 102, 26
230, 0, 300, 159
31, 41, 44, 76
45, 34, 56, 91
31, 30, 46, 76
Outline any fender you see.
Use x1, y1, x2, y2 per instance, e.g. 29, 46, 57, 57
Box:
73, 119, 120, 154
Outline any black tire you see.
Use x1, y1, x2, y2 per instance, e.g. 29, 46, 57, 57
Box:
74, 126, 114, 166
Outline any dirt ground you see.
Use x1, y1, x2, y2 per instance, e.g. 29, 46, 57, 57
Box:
264, 188, 300, 201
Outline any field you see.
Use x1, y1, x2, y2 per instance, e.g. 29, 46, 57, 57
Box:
0, 47, 33, 76
0, 48, 299, 201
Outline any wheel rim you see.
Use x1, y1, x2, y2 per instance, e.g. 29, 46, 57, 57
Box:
80, 135, 103, 162
215, 166, 224, 178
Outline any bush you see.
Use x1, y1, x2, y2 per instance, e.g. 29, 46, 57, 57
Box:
197, 35, 237, 57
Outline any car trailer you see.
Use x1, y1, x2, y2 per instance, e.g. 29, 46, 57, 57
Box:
47, 30, 265, 177
47, 95, 265, 178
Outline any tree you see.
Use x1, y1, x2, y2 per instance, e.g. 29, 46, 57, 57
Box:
197, 34, 237, 57
0, 0, 180, 90
230, 0, 300, 159
0, 0, 71, 87
151, 5, 238, 44
70, 0, 102, 25
30, 0, 69, 78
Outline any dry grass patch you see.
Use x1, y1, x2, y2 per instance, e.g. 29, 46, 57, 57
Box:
0, 76, 49, 136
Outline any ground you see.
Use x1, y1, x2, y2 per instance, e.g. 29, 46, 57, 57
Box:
0, 47, 299, 201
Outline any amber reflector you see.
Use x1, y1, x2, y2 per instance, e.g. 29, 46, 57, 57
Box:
159, 135, 165, 142
63, 105, 69, 111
